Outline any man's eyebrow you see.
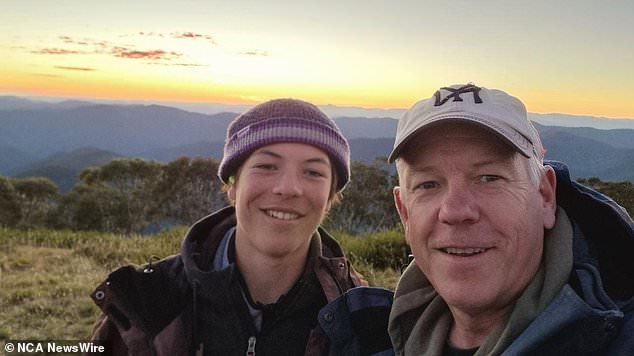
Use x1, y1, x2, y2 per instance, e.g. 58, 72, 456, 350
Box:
472, 158, 513, 169
409, 165, 435, 173
405, 158, 511, 174
405, 164, 438, 175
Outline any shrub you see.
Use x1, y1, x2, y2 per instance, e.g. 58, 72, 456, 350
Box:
336, 228, 410, 271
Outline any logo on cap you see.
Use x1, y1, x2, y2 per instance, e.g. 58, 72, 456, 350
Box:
434, 84, 483, 106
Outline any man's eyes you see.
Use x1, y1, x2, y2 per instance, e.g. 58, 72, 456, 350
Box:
478, 175, 502, 183
415, 181, 439, 190
413, 175, 502, 190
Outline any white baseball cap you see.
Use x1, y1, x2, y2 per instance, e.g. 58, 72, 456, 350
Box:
388, 84, 544, 163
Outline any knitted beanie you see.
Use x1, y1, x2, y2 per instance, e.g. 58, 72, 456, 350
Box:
218, 98, 350, 191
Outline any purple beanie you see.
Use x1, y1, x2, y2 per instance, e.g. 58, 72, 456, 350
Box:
218, 98, 350, 191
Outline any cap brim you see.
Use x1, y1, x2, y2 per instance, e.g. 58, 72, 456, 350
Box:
388, 117, 532, 163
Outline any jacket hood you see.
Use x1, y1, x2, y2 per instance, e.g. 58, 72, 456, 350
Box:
181, 206, 236, 285
547, 161, 634, 300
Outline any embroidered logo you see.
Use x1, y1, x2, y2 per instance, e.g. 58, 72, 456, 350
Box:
434, 84, 483, 106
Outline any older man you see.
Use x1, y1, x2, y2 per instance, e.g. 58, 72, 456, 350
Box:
388, 84, 634, 355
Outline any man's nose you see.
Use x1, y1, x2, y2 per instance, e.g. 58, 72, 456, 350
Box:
438, 182, 479, 225
271, 170, 302, 197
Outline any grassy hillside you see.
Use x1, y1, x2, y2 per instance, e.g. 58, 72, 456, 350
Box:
0, 228, 405, 341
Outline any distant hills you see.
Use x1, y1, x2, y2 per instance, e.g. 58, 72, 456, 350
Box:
0, 102, 236, 158
10, 147, 124, 192
6, 95, 634, 129
2, 95, 634, 191
529, 113, 634, 130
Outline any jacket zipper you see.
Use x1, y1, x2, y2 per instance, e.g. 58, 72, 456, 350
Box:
195, 342, 204, 356
246, 336, 256, 356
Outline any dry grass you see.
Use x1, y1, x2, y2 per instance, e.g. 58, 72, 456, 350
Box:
0, 245, 106, 340
0, 227, 404, 341
0, 228, 184, 341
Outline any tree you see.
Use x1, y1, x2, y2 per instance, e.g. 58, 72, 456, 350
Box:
11, 177, 59, 228
0, 176, 21, 227
66, 158, 162, 234
326, 158, 400, 233
55, 183, 116, 231
577, 177, 634, 217
155, 156, 225, 225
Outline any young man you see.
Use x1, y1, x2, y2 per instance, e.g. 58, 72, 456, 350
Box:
388, 84, 634, 355
89, 99, 393, 355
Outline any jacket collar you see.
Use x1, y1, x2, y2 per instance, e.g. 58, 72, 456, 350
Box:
180, 206, 355, 302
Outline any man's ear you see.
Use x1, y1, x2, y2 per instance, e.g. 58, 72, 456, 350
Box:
393, 186, 409, 232
540, 166, 557, 229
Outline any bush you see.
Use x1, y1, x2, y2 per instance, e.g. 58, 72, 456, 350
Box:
336, 228, 409, 271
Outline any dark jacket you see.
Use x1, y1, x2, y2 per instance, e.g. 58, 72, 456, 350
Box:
89, 206, 394, 356
388, 161, 634, 355
516, 161, 634, 355
500, 161, 634, 355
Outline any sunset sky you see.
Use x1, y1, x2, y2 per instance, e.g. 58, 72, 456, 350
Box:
2, 0, 633, 118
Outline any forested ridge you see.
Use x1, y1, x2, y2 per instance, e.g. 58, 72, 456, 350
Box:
0, 156, 402, 234
1, 156, 632, 235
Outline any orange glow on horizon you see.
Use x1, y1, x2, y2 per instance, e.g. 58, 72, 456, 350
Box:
3, 80, 634, 119
1, 65, 633, 118
1, 69, 416, 109
523, 91, 634, 120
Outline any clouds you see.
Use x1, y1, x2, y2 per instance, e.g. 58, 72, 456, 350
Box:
172, 32, 207, 39
171, 32, 217, 44
240, 50, 269, 57
54, 66, 95, 71
26, 33, 202, 67
111, 47, 182, 60
18, 30, 273, 73
136, 31, 217, 44
32, 48, 83, 55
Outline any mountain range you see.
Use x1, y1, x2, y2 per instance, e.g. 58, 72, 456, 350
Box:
2, 95, 634, 191
7, 95, 634, 129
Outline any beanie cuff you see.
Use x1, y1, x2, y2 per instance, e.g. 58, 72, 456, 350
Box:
219, 116, 350, 191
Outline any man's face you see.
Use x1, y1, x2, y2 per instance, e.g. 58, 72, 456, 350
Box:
228, 142, 333, 260
394, 122, 556, 317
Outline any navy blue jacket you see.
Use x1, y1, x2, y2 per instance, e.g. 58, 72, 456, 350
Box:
503, 161, 634, 355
